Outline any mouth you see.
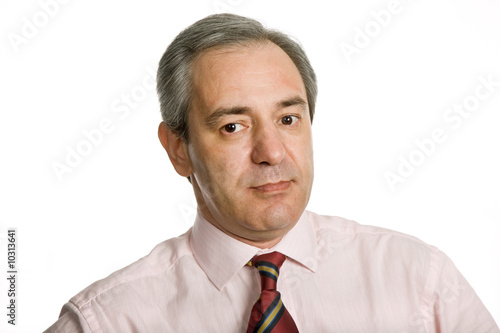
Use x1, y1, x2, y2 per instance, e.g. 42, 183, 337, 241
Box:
251, 181, 291, 193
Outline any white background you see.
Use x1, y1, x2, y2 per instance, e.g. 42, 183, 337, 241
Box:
1, 0, 499, 331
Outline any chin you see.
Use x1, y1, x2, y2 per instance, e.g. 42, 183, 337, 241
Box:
246, 202, 303, 232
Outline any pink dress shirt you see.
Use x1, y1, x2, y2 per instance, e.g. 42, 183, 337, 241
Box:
44, 210, 499, 332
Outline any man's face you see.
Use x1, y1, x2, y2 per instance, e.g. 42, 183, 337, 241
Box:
186, 41, 314, 246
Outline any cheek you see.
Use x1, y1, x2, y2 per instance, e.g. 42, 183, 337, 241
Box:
287, 134, 314, 168
193, 142, 246, 188
197, 151, 248, 210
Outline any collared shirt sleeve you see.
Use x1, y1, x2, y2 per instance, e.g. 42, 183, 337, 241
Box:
41, 212, 499, 332
423, 249, 499, 332
43, 302, 93, 333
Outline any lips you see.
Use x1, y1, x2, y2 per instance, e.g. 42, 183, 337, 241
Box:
252, 181, 291, 193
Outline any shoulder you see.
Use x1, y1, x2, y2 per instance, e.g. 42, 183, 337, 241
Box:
304, 212, 499, 331
69, 228, 193, 310
305, 210, 450, 301
305, 210, 444, 264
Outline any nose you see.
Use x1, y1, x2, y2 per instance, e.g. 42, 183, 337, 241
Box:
251, 123, 286, 165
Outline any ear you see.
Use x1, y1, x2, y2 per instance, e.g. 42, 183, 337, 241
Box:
158, 122, 192, 177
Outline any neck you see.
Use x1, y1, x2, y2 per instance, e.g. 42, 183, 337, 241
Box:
235, 233, 285, 249
213, 219, 288, 249
199, 209, 290, 249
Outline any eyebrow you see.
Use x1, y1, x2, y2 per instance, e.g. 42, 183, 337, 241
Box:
204, 106, 251, 129
276, 96, 307, 110
204, 96, 308, 129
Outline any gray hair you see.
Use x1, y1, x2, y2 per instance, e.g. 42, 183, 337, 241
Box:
156, 13, 317, 141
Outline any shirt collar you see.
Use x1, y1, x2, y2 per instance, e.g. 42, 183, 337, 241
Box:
190, 209, 317, 291
272, 210, 317, 272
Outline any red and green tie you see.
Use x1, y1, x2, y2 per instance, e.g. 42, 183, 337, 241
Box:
246, 252, 299, 333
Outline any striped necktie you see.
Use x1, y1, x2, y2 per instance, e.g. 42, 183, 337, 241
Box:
246, 252, 299, 333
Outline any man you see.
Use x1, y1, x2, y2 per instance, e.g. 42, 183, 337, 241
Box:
45, 13, 498, 332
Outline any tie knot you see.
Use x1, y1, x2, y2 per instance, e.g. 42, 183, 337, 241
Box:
250, 252, 286, 291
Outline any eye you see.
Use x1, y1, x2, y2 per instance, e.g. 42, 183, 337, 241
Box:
281, 115, 299, 126
222, 123, 244, 133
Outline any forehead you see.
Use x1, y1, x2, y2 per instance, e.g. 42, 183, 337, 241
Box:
190, 41, 306, 111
